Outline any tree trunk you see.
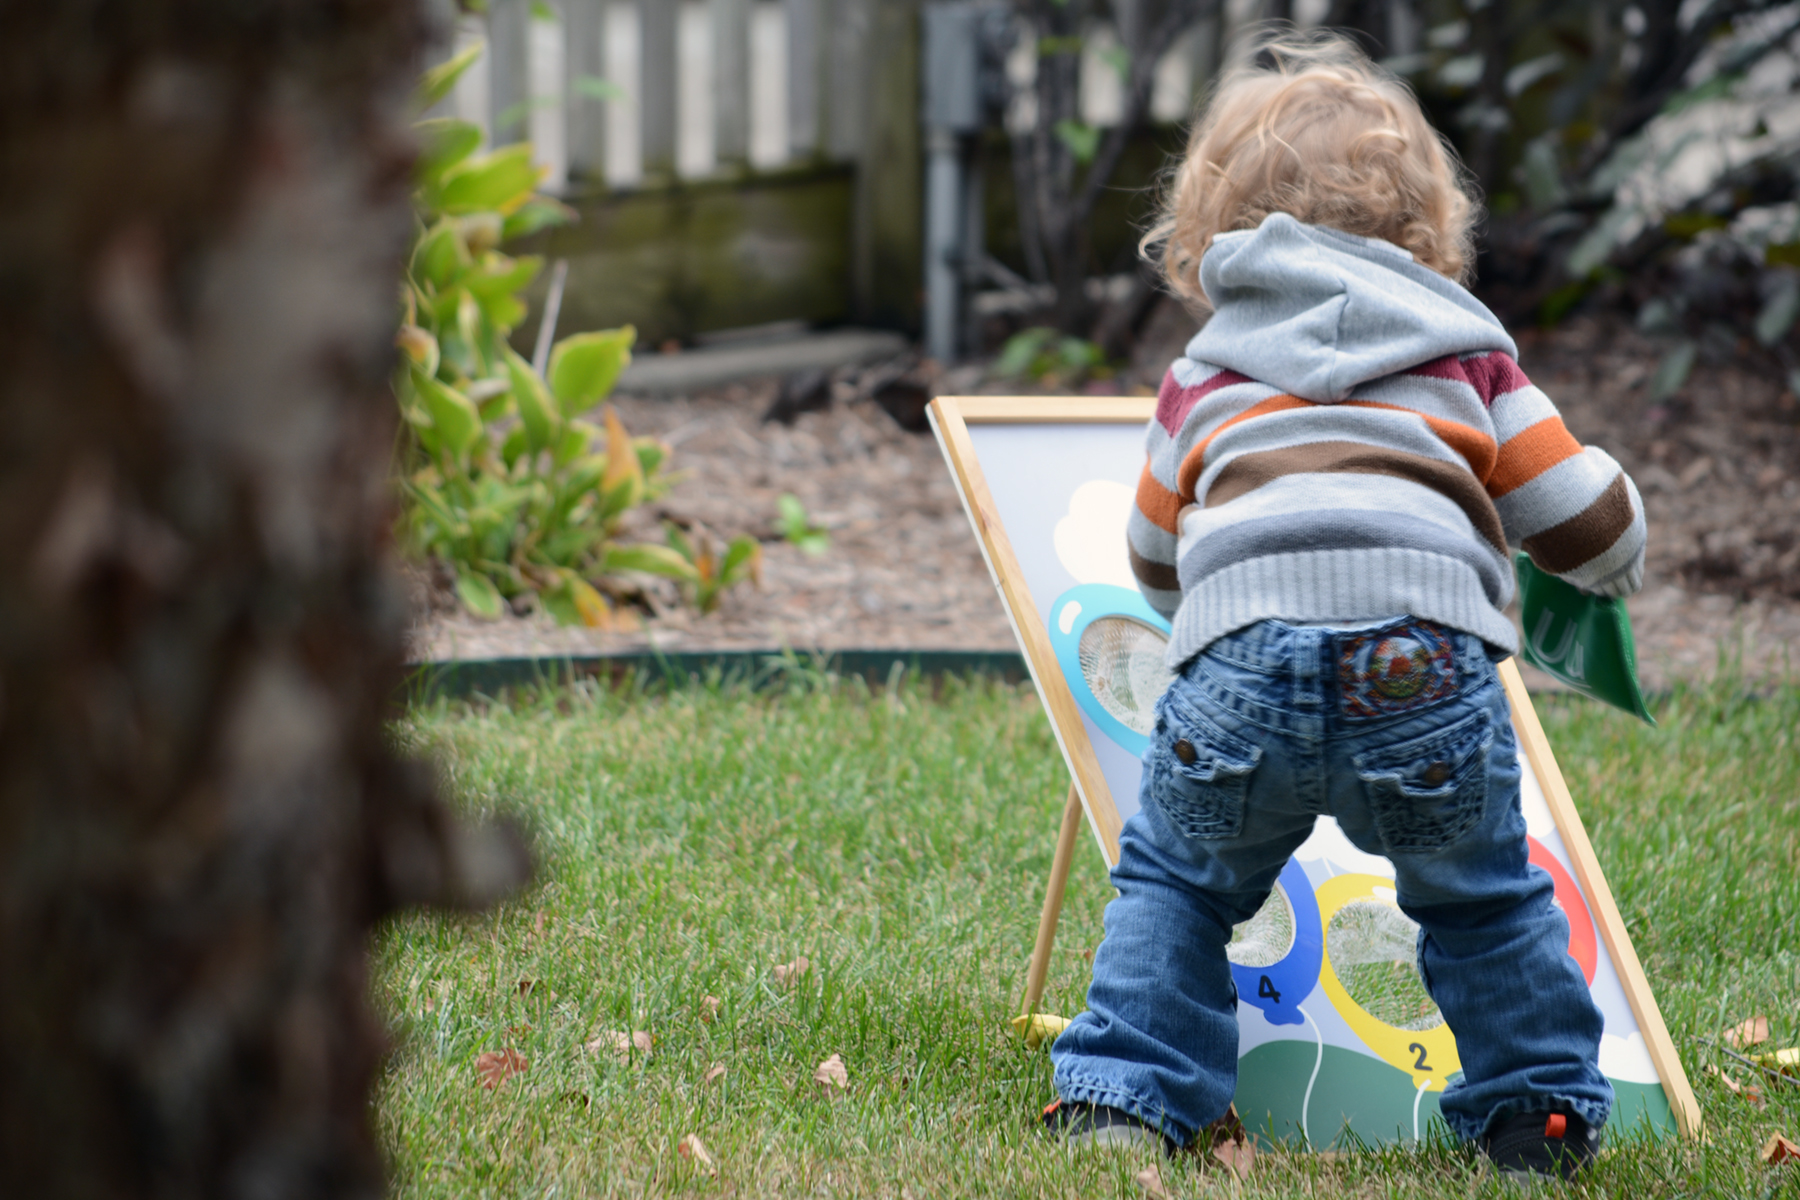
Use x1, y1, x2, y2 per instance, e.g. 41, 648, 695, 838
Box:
0, 3, 526, 1196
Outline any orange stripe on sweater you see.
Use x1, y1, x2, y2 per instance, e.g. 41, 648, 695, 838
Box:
1176, 395, 1314, 496
1487, 415, 1582, 497
1340, 400, 1499, 481
1136, 460, 1183, 534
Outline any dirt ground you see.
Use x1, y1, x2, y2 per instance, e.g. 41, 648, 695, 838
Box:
408, 312, 1800, 691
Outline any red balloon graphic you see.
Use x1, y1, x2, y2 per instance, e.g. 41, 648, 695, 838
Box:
1527, 835, 1597, 985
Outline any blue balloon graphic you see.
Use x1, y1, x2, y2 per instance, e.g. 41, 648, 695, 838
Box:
1046, 582, 1172, 756
1230, 858, 1323, 1027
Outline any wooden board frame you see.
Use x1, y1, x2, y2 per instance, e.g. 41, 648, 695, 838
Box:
928, 393, 1702, 1141
929, 395, 1158, 865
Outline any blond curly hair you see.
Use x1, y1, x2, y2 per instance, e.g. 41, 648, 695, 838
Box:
1145, 30, 1480, 308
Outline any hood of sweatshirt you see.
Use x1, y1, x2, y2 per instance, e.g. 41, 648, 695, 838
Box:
1185, 213, 1517, 403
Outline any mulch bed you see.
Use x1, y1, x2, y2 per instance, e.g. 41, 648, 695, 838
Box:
407, 312, 1800, 690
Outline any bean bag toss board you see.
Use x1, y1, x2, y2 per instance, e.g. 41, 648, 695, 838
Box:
928, 395, 1699, 1148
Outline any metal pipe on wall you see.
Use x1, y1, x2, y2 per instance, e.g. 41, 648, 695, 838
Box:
920, 2, 983, 363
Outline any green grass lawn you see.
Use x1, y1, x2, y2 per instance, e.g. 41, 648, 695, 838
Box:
376, 668, 1800, 1197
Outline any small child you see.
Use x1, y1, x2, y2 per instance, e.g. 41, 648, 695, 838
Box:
1043, 33, 1644, 1181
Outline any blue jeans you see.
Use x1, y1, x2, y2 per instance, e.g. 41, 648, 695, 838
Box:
1050, 617, 1611, 1145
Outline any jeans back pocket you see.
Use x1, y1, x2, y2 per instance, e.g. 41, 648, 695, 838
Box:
1148, 700, 1262, 841
1353, 709, 1493, 854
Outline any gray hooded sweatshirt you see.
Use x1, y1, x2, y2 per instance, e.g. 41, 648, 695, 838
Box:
1126, 214, 1646, 666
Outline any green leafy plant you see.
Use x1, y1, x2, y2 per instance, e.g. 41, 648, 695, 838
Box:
776, 493, 831, 558
992, 326, 1111, 387
396, 45, 710, 627
662, 522, 762, 615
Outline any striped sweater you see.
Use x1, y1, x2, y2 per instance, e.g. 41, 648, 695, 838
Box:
1130, 215, 1645, 666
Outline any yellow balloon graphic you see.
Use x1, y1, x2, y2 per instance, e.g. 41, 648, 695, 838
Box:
1315, 873, 1461, 1091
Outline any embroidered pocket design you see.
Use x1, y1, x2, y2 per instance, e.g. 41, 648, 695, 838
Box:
1337, 622, 1458, 719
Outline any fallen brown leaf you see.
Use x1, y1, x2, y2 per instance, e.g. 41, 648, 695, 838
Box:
703, 1063, 728, 1084
701, 995, 721, 1024
773, 957, 811, 988
677, 1133, 717, 1175
813, 1052, 848, 1091
585, 1029, 653, 1057
517, 978, 536, 997
1214, 1136, 1256, 1180
1208, 1103, 1255, 1180
1706, 1064, 1767, 1108
474, 1048, 528, 1090
1725, 1015, 1772, 1049
1134, 1163, 1172, 1200
1762, 1132, 1800, 1166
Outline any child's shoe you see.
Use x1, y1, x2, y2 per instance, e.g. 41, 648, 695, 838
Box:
1041, 1099, 1178, 1154
1481, 1110, 1600, 1181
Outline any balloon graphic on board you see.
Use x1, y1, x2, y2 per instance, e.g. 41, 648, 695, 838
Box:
1228, 857, 1323, 1027
1315, 873, 1462, 1091
1529, 835, 1598, 984
1047, 583, 1175, 757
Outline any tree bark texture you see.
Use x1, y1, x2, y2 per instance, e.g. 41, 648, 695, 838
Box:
0, 3, 526, 1196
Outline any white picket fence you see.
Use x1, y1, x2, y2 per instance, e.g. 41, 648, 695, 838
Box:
441, 0, 1222, 193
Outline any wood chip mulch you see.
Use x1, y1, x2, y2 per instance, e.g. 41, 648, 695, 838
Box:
407, 314, 1800, 691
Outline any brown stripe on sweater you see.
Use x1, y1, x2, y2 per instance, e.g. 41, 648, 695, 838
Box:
1129, 543, 1181, 593
1206, 441, 1509, 552
1521, 472, 1633, 573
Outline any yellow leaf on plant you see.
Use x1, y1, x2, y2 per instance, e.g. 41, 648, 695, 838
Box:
569, 577, 612, 628
1725, 1015, 1772, 1048
813, 1053, 848, 1091
396, 324, 438, 373
1009, 1012, 1071, 1050
601, 405, 644, 501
